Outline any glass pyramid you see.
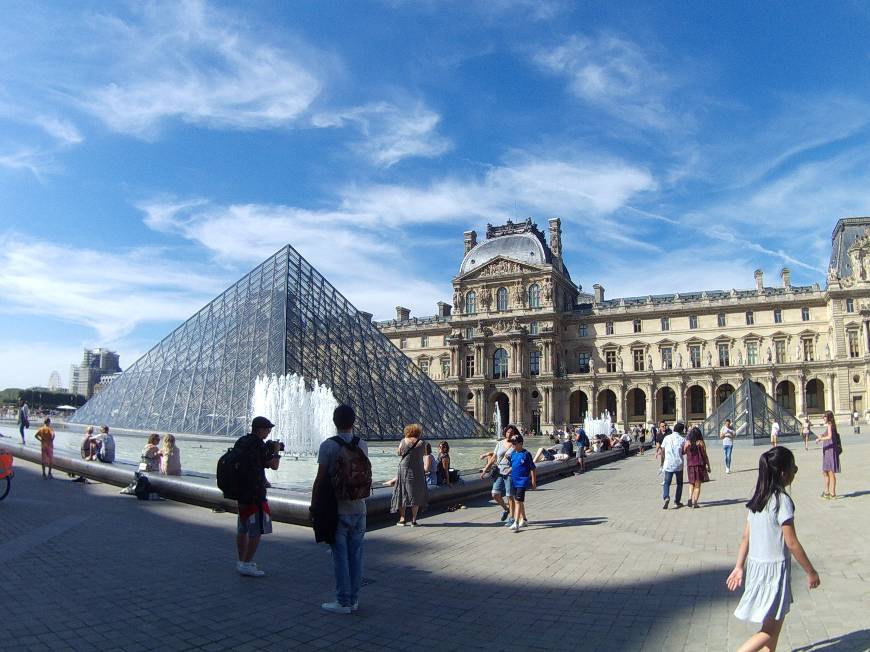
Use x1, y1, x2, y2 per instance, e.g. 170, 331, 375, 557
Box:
70, 245, 484, 441
701, 379, 802, 442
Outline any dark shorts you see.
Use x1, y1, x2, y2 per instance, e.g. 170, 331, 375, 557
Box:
512, 486, 528, 502
542, 450, 555, 461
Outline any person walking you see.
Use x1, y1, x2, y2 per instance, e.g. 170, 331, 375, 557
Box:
313, 405, 371, 614
727, 446, 820, 652
34, 417, 55, 479
684, 427, 710, 508
17, 399, 29, 445
719, 418, 735, 473
801, 418, 812, 452
815, 410, 842, 499
480, 424, 517, 525
770, 421, 780, 448
506, 434, 536, 532
661, 422, 687, 509
233, 416, 282, 577
390, 424, 427, 527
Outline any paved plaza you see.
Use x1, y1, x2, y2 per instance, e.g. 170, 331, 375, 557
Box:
1, 435, 868, 652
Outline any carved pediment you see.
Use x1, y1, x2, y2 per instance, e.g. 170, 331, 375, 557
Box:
458, 256, 545, 280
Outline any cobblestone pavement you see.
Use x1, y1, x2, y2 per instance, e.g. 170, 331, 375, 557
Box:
1, 434, 868, 651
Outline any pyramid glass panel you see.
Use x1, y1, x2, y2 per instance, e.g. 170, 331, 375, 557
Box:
702, 379, 802, 441
71, 246, 484, 441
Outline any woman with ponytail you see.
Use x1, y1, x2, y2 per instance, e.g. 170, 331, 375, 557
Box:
727, 446, 819, 651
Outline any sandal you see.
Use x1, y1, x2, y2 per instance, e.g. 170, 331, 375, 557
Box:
820, 493, 831, 499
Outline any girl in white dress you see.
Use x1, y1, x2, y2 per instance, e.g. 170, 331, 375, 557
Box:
726, 446, 820, 652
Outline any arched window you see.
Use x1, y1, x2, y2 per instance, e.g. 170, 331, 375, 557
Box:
464, 291, 476, 314
496, 287, 508, 311
528, 283, 541, 308
493, 348, 509, 379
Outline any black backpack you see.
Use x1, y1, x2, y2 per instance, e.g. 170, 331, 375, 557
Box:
217, 440, 260, 502
134, 473, 152, 500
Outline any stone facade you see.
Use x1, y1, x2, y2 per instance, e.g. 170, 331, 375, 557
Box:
377, 217, 870, 434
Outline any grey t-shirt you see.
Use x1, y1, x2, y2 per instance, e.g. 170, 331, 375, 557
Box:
317, 432, 369, 515
493, 440, 511, 476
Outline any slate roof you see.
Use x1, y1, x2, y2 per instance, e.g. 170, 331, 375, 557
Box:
829, 217, 870, 279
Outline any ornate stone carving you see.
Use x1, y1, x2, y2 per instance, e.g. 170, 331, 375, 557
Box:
478, 259, 523, 277
453, 289, 461, 312
543, 278, 553, 302
480, 288, 492, 310
513, 283, 525, 306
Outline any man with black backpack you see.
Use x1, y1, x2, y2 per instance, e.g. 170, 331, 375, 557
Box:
232, 416, 281, 577
311, 404, 371, 614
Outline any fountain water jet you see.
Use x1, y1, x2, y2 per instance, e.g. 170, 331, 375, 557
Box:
250, 373, 339, 456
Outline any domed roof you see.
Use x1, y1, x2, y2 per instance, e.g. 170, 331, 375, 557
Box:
459, 232, 549, 275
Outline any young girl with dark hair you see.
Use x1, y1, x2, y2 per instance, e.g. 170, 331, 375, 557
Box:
683, 427, 710, 508
727, 446, 820, 652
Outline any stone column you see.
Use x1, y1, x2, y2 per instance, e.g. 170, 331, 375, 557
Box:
646, 382, 655, 426
475, 388, 483, 424
544, 387, 551, 426
796, 374, 806, 418
475, 344, 484, 379
511, 387, 519, 427
706, 379, 715, 417
827, 373, 836, 413
676, 380, 685, 422
617, 385, 626, 431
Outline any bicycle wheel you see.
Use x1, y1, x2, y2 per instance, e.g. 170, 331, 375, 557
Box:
0, 475, 10, 500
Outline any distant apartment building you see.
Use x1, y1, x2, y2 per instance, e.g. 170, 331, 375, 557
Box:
70, 348, 122, 398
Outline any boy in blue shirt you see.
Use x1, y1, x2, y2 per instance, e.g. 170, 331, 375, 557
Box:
507, 434, 536, 531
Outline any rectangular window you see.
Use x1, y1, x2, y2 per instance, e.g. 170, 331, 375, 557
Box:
400, 338, 407, 349
747, 342, 758, 365
774, 308, 782, 324
803, 339, 815, 362
745, 311, 754, 325
464, 355, 475, 377
579, 324, 588, 337
690, 388, 705, 414
718, 343, 730, 367
661, 347, 672, 370
717, 312, 726, 327
846, 298, 855, 313
801, 306, 810, 321
529, 321, 539, 335
530, 351, 541, 376
605, 321, 614, 335
578, 352, 590, 373
441, 359, 450, 378
689, 315, 698, 330
661, 317, 670, 331
775, 340, 786, 364
689, 345, 701, 369
419, 359, 430, 374
848, 330, 860, 358
465, 327, 474, 340
420, 335, 428, 348
633, 319, 642, 333
605, 350, 617, 373
633, 349, 645, 371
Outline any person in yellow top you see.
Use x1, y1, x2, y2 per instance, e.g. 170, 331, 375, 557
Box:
35, 417, 55, 479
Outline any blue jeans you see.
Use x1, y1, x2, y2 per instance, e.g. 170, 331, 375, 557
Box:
18, 423, 25, 442
330, 513, 366, 607
662, 469, 683, 503
723, 445, 733, 469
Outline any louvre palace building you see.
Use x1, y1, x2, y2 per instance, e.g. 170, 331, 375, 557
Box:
376, 216, 870, 434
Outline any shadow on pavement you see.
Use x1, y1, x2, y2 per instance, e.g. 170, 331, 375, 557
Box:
791, 629, 870, 651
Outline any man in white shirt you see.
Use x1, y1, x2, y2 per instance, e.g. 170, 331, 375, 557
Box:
719, 418, 735, 473
770, 421, 780, 448
661, 422, 687, 509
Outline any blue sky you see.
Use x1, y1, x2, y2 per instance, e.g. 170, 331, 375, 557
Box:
3, 0, 870, 389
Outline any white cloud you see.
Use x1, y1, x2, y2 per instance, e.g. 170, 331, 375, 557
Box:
313, 102, 452, 167
535, 33, 684, 132
79, 0, 322, 137
32, 115, 84, 146
0, 233, 225, 341
0, 148, 55, 178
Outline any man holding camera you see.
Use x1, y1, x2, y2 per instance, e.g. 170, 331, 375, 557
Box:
234, 416, 282, 577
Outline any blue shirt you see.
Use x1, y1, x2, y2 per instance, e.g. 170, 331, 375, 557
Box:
508, 449, 535, 488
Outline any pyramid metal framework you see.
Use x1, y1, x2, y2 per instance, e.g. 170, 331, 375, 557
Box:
701, 379, 802, 441
70, 245, 484, 441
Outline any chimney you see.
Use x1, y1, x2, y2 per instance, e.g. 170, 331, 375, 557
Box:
358, 311, 373, 323
754, 269, 764, 293
593, 283, 604, 304
437, 301, 452, 318
395, 306, 410, 321
548, 217, 562, 258
780, 268, 791, 289
463, 230, 477, 254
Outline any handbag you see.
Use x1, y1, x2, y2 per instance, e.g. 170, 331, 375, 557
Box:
137, 461, 149, 472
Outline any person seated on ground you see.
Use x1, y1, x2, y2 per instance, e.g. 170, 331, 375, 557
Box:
618, 431, 632, 454
533, 436, 574, 462
436, 441, 452, 486
140, 433, 161, 472
94, 425, 115, 464
598, 434, 612, 452
80, 426, 96, 461
425, 443, 439, 487
159, 433, 181, 475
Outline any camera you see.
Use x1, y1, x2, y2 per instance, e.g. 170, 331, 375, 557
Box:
266, 440, 285, 454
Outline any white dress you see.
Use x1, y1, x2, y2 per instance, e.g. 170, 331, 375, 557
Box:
734, 493, 794, 623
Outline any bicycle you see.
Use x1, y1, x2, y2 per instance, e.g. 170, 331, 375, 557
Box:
0, 449, 13, 500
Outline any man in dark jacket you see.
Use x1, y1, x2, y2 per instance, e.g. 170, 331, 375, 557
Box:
235, 416, 281, 577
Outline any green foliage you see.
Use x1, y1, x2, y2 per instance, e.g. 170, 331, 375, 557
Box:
0, 388, 85, 409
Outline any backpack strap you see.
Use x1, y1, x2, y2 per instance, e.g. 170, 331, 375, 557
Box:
330, 435, 347, 447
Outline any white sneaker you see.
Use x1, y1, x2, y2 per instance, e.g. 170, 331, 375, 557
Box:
518, 519, 527, 528
237, 562, 265, 577
321, 601, 351, 614
351, 601, 359, 612
510, 521, 519, 532
725, 467, 730, 474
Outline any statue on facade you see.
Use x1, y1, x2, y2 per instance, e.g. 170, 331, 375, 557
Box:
676, 352, 683, 368
543, 278, 553, 302
795, 343, 802, 362
617, 355, 623, 372
647, 354, 653, 371
480, 288, 492, 310
766, 346, 772, 363
738, 350, 744, 366
513, 283, 525, 306
453, 289, 461, 312
825, 343, 831, 360
588, 358, 595, 374
707, 351, 713, 367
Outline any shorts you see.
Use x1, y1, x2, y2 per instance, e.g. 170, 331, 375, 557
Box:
578, 448, 587, 459
512, 486, 528, 502
542, 450, 555, 461
491, 474, 512, 496
237, 501, 273, 538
